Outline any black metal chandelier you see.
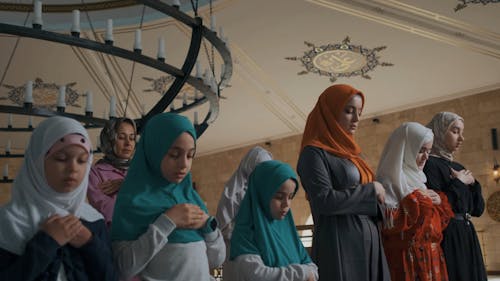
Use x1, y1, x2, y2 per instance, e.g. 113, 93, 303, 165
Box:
0, 0, 233, 182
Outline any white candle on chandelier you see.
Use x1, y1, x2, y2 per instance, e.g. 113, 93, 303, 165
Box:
105, 19, 113, 41
218, 26, 224, 38
134, 29, 142, 51
25, 81, 33, 103
157, 37, 165, 60
141, 104, 146, 116
6, 140, 11, 153
210, 14, 216, 31
71, 10, 80, 33
109, 96, 117, 118
3, 164, 8, 179
7, 114, 12, 127
194, 111, 199, 125
28, 116, 33, 128
57, 86, 66, 107
203, 68, 211, 85
195, 60, 202, 78
172, 0, 181, 8
33, 1, 43, 26
182, 93, 188, 105
85, 91, 93, 112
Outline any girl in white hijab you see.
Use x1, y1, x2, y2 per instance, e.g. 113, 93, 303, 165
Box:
216, 146, 272, 259
377, 122, 453, 281
0, 116, 117, 281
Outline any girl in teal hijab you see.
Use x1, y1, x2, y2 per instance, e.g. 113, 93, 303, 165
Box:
227, 160, 318, 281
111, 113, 225, 281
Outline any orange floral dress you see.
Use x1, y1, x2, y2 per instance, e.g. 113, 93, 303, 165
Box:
382, 190, 453, 281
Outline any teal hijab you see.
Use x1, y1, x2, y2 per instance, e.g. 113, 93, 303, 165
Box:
229, 160, 312, 267
111, 113, 208, 243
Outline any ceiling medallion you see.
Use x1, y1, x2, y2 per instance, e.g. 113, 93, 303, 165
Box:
1, 78, 81, 108
143, 76, 198, 101
285, 37, 393, 83
455, 0, 500, 11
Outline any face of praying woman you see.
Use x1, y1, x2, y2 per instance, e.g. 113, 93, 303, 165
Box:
270, 179, 296, 220
444, 119, 465, 154
44, 145, 89, 193
416, 140, 433, 170
336, 94, 363, 135
114, 121, 136, 159
161, 132, 196, 183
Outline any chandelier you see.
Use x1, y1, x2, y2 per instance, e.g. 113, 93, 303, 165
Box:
0, 0, 233, 182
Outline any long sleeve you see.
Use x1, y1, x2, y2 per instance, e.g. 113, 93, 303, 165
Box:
0, 231, 60, 281
297, 146, 378, 216
382, 192, 422, 235
469, 181, 485, 217
229, 254, 318, 281
112, 214, 175, 280
204, 229, 226, 269
77, 220, 118, 281
215, 189, 241, 241
87, 166, 118, 226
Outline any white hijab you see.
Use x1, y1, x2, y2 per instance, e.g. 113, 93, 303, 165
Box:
426, 111, 464, 161
0, 116, 103, 255
376, 122, 434, 210
216, 146, 273, 240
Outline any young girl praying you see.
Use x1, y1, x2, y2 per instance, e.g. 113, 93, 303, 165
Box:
0, 116, 117, 281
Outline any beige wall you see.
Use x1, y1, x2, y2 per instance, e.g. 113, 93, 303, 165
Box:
1, 88, 499, 270
192, 88, 500, 271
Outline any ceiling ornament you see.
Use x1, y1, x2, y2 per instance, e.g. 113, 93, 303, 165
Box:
285, 37, 393, 83
455, 0, 500, 11
1, 78, 81, 109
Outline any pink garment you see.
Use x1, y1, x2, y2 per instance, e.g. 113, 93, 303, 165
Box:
87, 162, 127, 228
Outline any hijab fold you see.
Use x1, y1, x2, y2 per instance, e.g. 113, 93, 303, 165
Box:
426, 112, 463, 161
0, 116, 102, 255
111, 113, 208, 243
376, 122, 433, 228
230, 160, 311, 267
301, 84, 374, 183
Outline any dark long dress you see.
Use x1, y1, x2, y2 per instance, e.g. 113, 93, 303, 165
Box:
297, 146, 390, 281
423, 156, 487, 281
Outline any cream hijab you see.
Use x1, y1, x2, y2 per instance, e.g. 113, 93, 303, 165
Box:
376, 122, 434, 210
426, 111, 464, 161
0, 116, 102, 255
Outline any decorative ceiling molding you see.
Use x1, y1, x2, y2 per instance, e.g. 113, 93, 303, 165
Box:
307, 0, 500, 59
286, 37, 393, 82
454, 0, 500, 12
230, 43, 306, 132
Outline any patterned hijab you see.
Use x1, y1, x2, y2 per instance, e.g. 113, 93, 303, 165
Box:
111, 113, 208, 243
98, 117, 137, 169
300, 84, 374, 184
426, 112, 464, 161
0, 116, 102, 255
376, 122, 433, 210
230, 160, 311, 267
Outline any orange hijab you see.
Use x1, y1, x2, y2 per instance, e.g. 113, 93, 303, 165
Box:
300, 84, 374, 184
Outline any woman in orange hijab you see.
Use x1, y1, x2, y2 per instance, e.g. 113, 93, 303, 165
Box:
297, 84, 390, 281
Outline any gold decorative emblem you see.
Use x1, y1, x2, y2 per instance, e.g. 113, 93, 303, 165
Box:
455, 0, 500, 11
285, 37, 393, 83
1, 77, 81, 108
487, 191, 500, 222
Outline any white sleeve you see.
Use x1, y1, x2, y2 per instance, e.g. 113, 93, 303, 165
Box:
112, 215, 176, 280
204, 228, 226, 269
233, 254, 318, 281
